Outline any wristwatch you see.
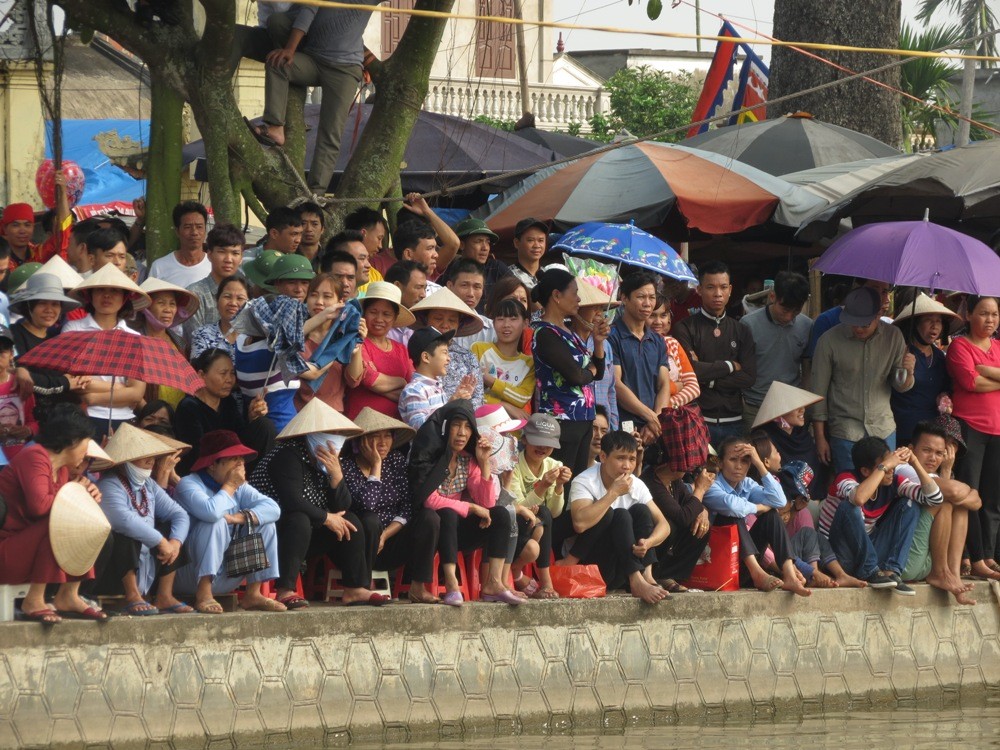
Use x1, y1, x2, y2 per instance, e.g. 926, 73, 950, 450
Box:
877, 463, 888, 474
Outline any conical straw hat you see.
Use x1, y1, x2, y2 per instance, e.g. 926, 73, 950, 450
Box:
50, 482, 112, 576
70, 263, 151, 311
349, 407, 415, 450
140, 276, 200, 318
752, 382, 823, 429
90, 423, 177, 470
410, 287, 484, 336
141, 429, 191, 455
360, 281, 416, 327
577, 279, 617, 308
37, 255, 84, 290
85, 439, 111, 463
892, 292, 961, 326
278, 398, 363, 439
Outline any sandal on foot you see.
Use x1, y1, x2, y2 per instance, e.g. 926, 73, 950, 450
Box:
960, 561, 972, 577
123, 600, 159, 616
158, 602, 195, 614
481, 590, 523, 606
196, 599, 224, 615
407, 591, 441, 604
18, 609, 61, 625
345, 593, 390, 607
244, 116, 278, 147
241, 598, 287, 612
530, 587, 559, 600
57, 606, 109, 621
441, 591, 464, 607
277, 594, 309, 610
657, 578, 690, 594
514, 576, 540, 597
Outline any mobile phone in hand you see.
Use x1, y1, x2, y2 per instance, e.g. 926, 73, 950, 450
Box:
621, 420, 635, 434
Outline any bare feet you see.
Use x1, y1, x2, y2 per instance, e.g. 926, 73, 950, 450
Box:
808, 569, 838, 589
954, 589, 977, 606
833, 572, 868, 588
782, 570, 812, 597
630, 576, 669, 604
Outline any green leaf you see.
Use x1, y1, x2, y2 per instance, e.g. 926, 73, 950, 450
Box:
647, 0, 663, 20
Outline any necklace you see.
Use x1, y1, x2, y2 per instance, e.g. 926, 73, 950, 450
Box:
119, 473, 150, 517
700, 308, 725, 337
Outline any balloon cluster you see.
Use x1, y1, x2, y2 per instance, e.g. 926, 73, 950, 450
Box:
35, 160, 86, 209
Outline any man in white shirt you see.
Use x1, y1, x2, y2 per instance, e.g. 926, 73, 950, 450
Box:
148, 201, 211, 288
561, 431, 671, 604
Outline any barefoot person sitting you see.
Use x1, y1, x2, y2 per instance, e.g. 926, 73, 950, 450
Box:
174, 430, 286, 614
561, 430, 670, 604
899, 420, 980, 605
703, 436, 812, 597
93, 424, 193, 615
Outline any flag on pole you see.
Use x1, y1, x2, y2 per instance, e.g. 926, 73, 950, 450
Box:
728, 49, 769, 125
686, 21, 740, 138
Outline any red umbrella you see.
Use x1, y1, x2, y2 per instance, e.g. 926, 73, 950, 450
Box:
19, 329, 205, 395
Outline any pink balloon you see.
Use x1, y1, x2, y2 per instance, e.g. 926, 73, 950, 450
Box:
35, 160, 86, 209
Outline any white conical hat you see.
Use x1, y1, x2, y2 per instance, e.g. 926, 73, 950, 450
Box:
360, 281, 415, 327
37, 255, 84, 290
70, 264, 151, 311
577, 280, 617, 308
50, 482, 112, 576
90, 423, 177, 470
752, 382, 823, 429
350, 407, 415, 450
140, 276, 200, 318
278, 398, 363, 439
892, 292, 961, 326
141, 429, 191, 455
85, 439, 111, 464
410, 287, 484, 336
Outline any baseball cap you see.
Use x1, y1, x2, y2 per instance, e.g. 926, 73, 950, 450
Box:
778, 460, 815, 500
840, 286, 881, 327
514, 217, 549, 238
522, 413, 561, 449
406, 326, 455, 366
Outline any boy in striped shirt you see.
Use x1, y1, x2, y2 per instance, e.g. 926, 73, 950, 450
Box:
818, 436, 942, 594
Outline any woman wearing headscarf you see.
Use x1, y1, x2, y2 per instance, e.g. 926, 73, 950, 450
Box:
135, 277, 200, 408
249, 399, 390, 609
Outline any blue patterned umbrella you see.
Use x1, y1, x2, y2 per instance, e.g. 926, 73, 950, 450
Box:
553, 221, 697, 283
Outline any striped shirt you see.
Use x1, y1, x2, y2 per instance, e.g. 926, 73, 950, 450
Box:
233, 334, 299, 431
399, 373, 448, 430
818, 469, 942, 538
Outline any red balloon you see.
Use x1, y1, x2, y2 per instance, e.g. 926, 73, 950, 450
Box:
35, 160, 86, 209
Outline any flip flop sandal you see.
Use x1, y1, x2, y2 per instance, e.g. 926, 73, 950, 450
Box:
122, 600, 159, 616
960, 561, 972, 577
345, 593, 391, 607
196, 599, 224, 615
18, 609, 61, 625
407, 591, 441, 604
657, 578, 690, 594
57, 606, 109, 621
158, 602, 195, 614
277, 594, 309, 610
244, 116, 279, 147
530, 587, 560, 600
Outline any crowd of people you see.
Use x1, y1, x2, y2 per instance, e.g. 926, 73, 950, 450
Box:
0, 192, 997, 626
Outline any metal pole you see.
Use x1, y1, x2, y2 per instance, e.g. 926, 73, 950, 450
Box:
513, 0, 531, 115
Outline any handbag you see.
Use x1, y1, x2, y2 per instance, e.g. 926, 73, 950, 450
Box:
657, 402, 711, 472
223, 512, 269, 578
548, 564, 607, 599
684, 524, 739, 592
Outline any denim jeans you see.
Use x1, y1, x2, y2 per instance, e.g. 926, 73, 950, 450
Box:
830, 432, 896, 475
707, 420, 745, 450
826, 497, 919, 579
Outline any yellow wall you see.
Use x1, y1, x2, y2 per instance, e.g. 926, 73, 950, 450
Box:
0, 62, 49, 206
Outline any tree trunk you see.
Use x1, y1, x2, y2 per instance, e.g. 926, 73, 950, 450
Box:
770, 0, 903, 148
956, 57, 975, 147
145, 79, 183, 262
328, 0, 455, 229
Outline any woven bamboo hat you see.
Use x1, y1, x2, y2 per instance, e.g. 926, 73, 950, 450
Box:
140, 277, 200, 320
577, 280, 618, 308
50, 482, 112, 576
278, 397, 363, 440
37, 255, 85, 290
752, 382, 823, 429
892, 292, 961, 327
410, 287, 484, 336
91, 423, 179, 470
142, 429, 191, 455
70, 264, 151, 311
349, 407, 415, 450
360, 281, 416, 327
85, 439, 111, 464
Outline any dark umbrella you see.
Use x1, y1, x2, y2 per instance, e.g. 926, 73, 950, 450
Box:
684, 112, 901, 176
511, 126, 601, 158
797, 139, 1000, 242
182, 103, 557, 195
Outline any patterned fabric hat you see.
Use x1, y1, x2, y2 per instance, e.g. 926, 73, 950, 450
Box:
930, 413, 966, 456
778, 460, 815, 500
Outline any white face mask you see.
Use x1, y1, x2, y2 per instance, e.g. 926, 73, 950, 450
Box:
305, 433, 347, 472
124, 462, 153, 486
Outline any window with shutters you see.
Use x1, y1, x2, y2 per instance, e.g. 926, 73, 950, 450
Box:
381, 0, 414, 57
475, 0, 515, 78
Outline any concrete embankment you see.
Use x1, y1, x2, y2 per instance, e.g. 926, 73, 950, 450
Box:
0, 582, 998, 748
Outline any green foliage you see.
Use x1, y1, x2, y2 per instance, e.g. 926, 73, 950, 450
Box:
917, 0, 999, 61
593, 66, 700, 143
472, 115, 516, 132
566, 121, 583, 137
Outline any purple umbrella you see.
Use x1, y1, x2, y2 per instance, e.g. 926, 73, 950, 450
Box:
813, 212, 1000, 295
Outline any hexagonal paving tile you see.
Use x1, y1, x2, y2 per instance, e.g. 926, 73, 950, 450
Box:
566, 631, 598, 685
141, 683, 177, 741
318, 674, 351, 729
227, 648, 264, 708
489, 664, 520, 716
400, 640, 434, 701
951, 610, 981, 666
593, 660, 626, 710
718, 621, 751, 680
890, 649, 919, 699
0, 657, 15, 718
430, 669, 464, 723
645, 658, 679, 710
512, 633, 545, 690
200, 682, 237, 737
104, 650, 147, 714
645, 622, 673, 658
746, 651, 776, 705
480, 628, 515, 663
289, 703, 324, 745
792, 649, 824, 700
257, 679, 292, 733
617, 628, 649, 682
77, 688, 114, 744
694, 653, 726, 705
667, 624, 699, 682
571, 686, 601, 719
11, 694, 50, 747
167, 651, 204, 705
815, 619, 846, 675
842, 649, 873, 699
862, 617, 893, 675
539, 661, 572, 715
979, 638, 1000, 685
41, 652, 81, 718
109, 715, 146, 747
345, 641, 380, 699
283, 643, 324, 704
348, 699, 381, 734
375, 674, 410, 723
909, 613, 939, 669
456, 637, 492, 697
934, 640, 961, 686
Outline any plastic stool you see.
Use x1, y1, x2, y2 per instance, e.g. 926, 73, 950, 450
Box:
0, 583, 30, 621
325, 568, 392, 602
393, 552, 470, 602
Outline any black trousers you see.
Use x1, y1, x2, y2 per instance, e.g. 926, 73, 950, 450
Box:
570, 505, 657, 590
276, 510, 376, 590
653, 524, 710, 583
92, 529, 190, 597
357, 508, 441, 584
957, 420, 1000, 562
552, 419, 594, 479
716, 512, 793, 583
514, 505, 554, 568
240, 417, 276, 474
437, 506, 512, 564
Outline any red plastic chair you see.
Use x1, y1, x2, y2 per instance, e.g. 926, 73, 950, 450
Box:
393, 552, 471, 602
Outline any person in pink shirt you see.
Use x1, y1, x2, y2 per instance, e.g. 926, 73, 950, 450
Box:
945, 294, 1000, 579
407, 400, 521, 606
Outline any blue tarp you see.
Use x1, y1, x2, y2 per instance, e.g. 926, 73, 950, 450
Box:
45, 119, 147, 210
